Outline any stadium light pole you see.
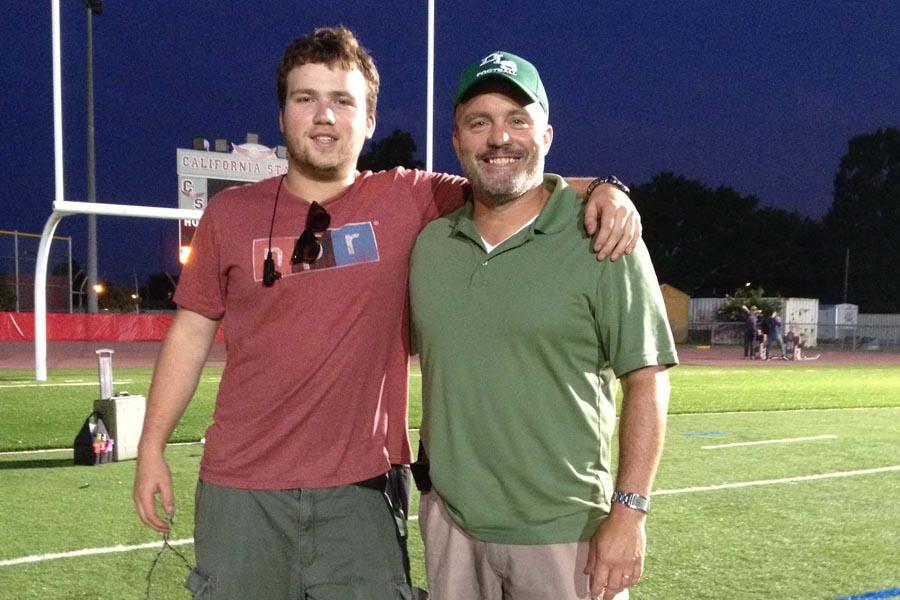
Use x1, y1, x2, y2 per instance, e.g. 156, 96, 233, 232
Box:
843, 247, 850, 304
425, 0, 434, 171
84, 0, 102, 314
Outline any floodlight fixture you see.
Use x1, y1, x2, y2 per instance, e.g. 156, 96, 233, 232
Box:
84, 0, 102, 16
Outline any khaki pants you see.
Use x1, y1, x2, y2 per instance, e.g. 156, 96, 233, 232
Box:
419, 491, 629, 600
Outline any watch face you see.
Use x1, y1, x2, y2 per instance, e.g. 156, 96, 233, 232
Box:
613, 491, 649, 513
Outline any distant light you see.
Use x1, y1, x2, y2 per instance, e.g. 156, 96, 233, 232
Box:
93, 283, 105, 294
745, 282, 751, 287
180, 246, 192, 264
130, 293, 139, 300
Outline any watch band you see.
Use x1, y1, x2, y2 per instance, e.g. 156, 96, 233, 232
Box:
611, 490, 650, 514
585, 175, 631, 199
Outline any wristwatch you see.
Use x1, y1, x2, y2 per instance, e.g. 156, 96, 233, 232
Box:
611, 490, 650, 514
585, 175, 631, 199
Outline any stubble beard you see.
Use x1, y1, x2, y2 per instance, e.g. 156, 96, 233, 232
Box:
285, 134, 357, 182
461, 147, 543, 207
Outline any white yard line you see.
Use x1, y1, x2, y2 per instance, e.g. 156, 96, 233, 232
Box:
668, 406, 899, 417
3, 464, 898, 568
654, 465, 900, 495
0, 441, 202, 457
701, 434, 837, 449
0, 447, 71, 456
0, 539, 193, 567
0, 380, 133, 390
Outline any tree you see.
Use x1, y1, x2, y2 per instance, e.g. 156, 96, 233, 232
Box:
142, 272, 178, 310
632, 172, 759, 295
0, 277, 15, 311
98, 282, 139, 313
742, 207, 825, 299
357, 129, 424, 172
718, 285, 782, 322
634, 171, 827, 299
824, 128, 900, 311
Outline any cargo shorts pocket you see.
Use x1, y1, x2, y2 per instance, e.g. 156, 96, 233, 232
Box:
410, 585, 429, 599
394, 582, 417, 600
184, 568, 213, 599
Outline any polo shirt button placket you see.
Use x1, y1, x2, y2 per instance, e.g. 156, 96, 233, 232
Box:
469, 255, 490, 287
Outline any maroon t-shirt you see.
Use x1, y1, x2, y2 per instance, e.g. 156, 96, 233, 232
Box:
174, 168, 465, 489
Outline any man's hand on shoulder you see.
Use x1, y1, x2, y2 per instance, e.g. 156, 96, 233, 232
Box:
582, 181, 642, 262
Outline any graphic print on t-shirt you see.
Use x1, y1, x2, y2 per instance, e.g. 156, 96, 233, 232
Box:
251, 222, 380, 281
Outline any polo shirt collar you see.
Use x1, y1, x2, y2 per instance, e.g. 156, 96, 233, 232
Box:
449, 173, 575, 244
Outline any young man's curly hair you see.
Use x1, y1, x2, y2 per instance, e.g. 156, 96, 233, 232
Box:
276, 26, 380, 117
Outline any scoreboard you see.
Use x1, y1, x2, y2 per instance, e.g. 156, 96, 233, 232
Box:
176, 141, 288, 263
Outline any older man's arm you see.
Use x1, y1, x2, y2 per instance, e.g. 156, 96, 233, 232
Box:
584, 365, 670, 600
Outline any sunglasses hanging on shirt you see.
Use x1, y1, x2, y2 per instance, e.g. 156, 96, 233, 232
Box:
263, 176, 332, 287
291, 201, 330, 264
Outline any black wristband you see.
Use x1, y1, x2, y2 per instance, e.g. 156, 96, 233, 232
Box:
585, 175, 630, 199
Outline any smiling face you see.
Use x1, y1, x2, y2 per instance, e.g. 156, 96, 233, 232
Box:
452, 79, 552, 206
279, 62, 376, 183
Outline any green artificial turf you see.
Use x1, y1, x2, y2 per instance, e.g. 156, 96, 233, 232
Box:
2, 364, 899, 598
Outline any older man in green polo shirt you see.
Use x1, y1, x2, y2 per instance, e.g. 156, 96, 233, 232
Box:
409, 51, 678, 600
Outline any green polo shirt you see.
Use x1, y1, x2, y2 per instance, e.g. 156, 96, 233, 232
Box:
409, 174, 678, 544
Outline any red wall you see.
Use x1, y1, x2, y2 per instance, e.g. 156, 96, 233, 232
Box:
0, 312, 223, 341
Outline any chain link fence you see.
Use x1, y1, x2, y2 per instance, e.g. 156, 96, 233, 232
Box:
0, 230, 72, 313
688, 321, 900, 352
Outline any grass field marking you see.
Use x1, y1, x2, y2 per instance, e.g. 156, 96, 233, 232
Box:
654, 465, 900, 495
835, 587, 900, 600
668, 405, 900, 417
0, 447, 71, 456
0, 538, 194, 567
701, 434, 838, 449
0, 440, 202, 457
0, 380, 134, 390
5, 466, 898, 569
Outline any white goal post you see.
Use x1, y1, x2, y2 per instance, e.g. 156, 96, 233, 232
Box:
34, 203, 201, 381
33, 1, 201, 380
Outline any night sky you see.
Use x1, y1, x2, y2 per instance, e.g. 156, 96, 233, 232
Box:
2, 1, 898, 284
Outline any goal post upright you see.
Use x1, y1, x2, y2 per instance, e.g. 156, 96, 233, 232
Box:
36, 0, 201, 380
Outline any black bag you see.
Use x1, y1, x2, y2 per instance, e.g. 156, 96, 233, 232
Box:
73, 411, 114, 465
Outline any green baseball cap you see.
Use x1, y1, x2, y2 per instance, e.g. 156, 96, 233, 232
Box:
454, 51, 548, 114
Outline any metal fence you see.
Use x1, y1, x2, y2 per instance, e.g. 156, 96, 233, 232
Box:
688, 321, 900, 352
0, 230, 72, 312
817, 324, 900, 352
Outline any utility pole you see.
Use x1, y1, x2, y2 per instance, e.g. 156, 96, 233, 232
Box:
133, 270, 140, 314
84, 0, 102, 313
842, 247, 850, 304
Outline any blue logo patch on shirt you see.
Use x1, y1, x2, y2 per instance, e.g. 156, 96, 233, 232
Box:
329, 222, 380, 266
